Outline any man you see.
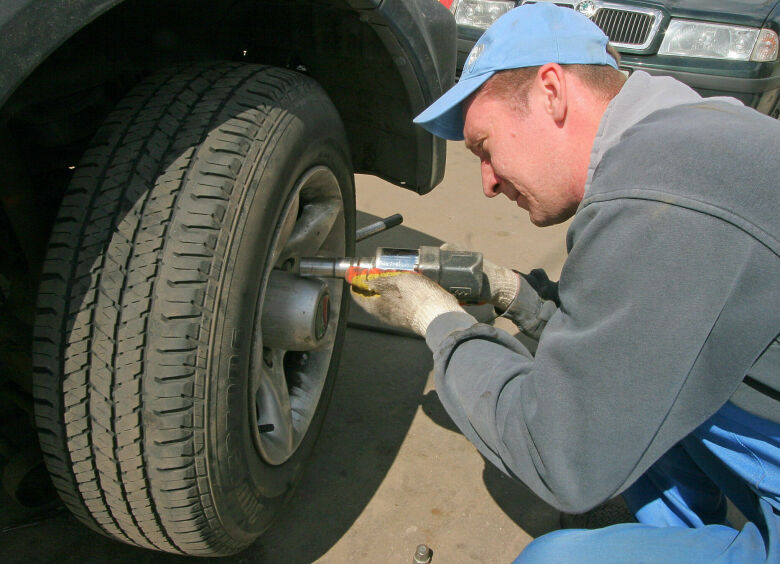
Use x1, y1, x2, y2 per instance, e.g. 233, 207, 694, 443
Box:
349, 3, 780, 562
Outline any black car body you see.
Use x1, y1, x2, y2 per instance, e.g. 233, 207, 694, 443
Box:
446, 0, 780, 117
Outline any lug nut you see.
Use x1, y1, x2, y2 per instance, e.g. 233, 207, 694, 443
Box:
413, 544, 432, 563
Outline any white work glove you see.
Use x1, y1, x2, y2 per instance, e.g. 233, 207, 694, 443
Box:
441, 243, 520, 312
347, 268, 464, 336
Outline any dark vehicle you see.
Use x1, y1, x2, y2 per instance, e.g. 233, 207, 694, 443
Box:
0, 0, 455, 556
443, 0, 780, 117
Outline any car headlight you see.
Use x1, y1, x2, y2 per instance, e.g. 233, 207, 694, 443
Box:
454, 0, 515, 30
659, 20, 779, 62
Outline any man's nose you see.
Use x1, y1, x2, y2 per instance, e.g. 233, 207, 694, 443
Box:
481, 161, 500, 198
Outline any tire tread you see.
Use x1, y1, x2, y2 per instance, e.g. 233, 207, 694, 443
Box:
33, 62, 325, 555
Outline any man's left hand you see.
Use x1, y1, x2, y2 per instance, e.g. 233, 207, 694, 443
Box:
347, 269, 464, 336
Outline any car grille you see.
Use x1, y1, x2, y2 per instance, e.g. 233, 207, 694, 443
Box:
522, 2, 663, 51
592, 9, 654, 47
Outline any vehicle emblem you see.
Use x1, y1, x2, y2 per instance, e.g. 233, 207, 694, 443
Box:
576, 1, 598, 18
465, 43, 485, 73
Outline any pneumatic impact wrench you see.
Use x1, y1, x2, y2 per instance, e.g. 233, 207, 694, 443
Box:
297, 214, 487, 303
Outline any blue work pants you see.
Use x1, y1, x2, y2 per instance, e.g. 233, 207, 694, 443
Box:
514, 402, 780, 563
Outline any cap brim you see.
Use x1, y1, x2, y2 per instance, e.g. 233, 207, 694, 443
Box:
413, 72, 494, 141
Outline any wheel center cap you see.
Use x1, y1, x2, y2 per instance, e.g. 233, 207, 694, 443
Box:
261, 270, 330, 351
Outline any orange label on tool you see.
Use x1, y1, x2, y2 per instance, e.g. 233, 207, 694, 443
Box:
345, 267, 407, 292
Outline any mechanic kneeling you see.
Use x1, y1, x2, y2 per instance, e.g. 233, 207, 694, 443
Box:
349, 4, 780, 562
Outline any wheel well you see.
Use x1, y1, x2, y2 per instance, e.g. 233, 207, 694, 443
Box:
2, 0, 417, 179
0, 0, 423, 278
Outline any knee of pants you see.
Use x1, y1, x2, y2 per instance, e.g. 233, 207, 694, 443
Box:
512, 530, 587, 564
513, 522, 764, 564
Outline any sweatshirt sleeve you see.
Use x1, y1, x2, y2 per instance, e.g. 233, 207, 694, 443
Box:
499, 273, 558, 341
426, 198, 762, 513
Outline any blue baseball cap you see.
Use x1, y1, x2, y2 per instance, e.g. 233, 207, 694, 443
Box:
414, 3, 618, 140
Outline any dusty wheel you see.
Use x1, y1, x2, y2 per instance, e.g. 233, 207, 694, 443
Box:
32, 62, 354, 555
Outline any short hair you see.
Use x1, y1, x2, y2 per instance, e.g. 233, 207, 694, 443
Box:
481, 45, 625, 112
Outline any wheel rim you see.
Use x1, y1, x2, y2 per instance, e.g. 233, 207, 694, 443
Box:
250, 166, 345, 466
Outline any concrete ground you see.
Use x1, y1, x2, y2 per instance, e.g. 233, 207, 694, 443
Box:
1, 142, 578, 563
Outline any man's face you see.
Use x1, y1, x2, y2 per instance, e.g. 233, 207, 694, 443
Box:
462, 85, 581, 227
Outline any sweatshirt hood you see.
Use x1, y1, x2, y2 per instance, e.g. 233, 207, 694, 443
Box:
583, 71, 742, 199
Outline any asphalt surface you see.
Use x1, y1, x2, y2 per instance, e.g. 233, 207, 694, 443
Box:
1, 141, 577, 563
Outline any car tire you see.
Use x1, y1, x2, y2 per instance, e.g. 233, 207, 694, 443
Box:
32, 62, 355, 556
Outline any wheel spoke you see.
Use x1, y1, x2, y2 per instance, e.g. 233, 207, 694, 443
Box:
280, 195, 341, 260
270, 193, 300, 266
256, 349, 294, 456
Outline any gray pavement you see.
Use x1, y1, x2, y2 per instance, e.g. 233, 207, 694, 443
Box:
1, 142, 573, 563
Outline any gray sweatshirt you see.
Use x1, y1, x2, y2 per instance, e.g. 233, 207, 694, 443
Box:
426, 71, 780, 513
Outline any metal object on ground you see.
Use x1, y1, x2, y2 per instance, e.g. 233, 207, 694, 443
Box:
413, 543, 433, 563
355, 213, 404, 242
299, 246, 485, 302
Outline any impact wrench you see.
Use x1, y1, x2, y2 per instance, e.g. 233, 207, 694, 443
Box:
297, 214, 486, 303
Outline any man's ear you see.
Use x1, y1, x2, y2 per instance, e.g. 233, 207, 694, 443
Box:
536, 63, 567, 122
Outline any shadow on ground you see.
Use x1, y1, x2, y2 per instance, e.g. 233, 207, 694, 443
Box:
420, 389, 561, 540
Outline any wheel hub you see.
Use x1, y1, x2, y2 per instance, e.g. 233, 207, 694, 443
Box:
261, 270, 330, 351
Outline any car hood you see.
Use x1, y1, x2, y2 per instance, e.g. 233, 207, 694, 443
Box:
640, 0, 779, 26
